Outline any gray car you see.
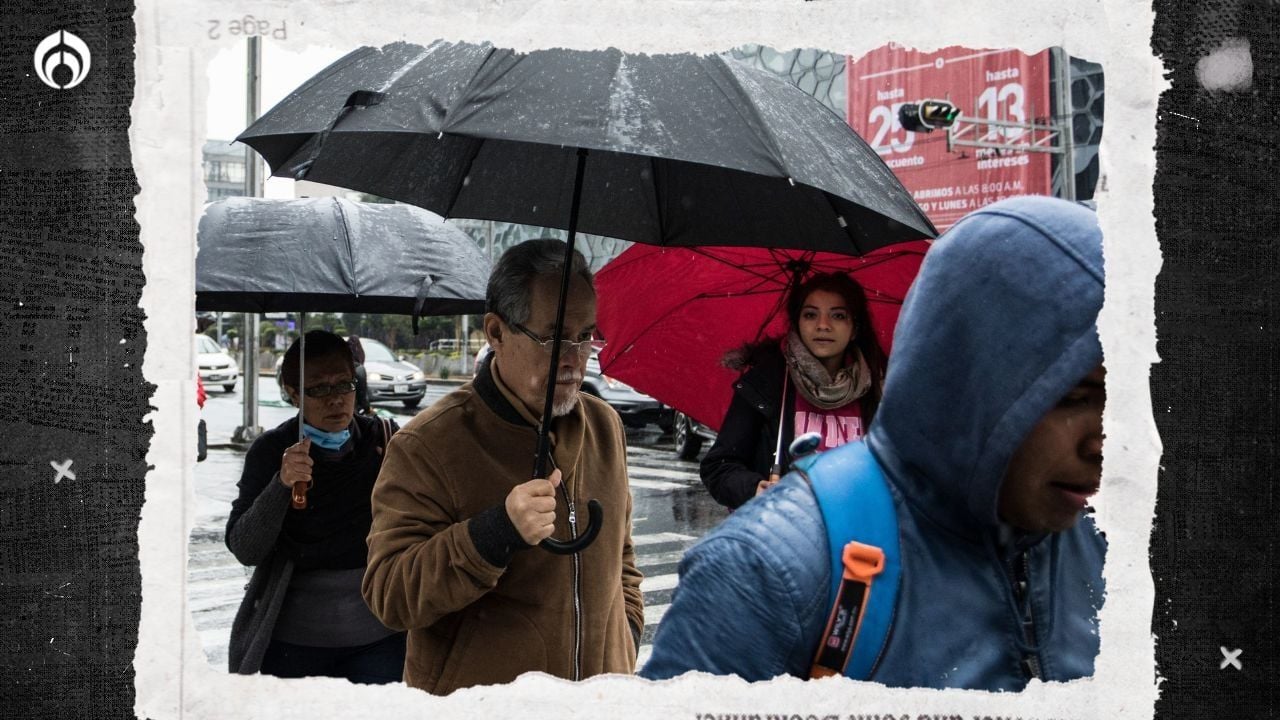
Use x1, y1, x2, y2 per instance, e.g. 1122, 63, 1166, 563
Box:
359, 338, 429, 408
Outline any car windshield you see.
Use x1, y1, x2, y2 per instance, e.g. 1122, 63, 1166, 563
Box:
196, 335, 220, 354
361, 340, 398, 364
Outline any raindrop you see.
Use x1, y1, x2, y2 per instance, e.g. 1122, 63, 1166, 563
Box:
836, 216, 848, 228
462, 176, 471, 187
787, 177, 795, 186
437, 132, 444, 140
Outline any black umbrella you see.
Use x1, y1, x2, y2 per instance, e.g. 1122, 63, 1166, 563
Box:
237, 41, 935, 552
196, 196, 489, 508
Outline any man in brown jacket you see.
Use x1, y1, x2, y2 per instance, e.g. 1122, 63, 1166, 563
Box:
363, 239, 644, 694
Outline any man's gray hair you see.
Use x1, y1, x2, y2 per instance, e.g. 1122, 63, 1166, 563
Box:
486, 239, 595, 325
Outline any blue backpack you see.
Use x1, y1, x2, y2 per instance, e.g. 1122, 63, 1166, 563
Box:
788, 436, 901, 681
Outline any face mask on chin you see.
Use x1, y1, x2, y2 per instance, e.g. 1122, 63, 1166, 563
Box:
302, 422, 352, 450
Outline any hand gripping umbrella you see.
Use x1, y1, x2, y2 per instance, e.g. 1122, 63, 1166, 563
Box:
196, 196, 490, 507
236, 41, 935, 552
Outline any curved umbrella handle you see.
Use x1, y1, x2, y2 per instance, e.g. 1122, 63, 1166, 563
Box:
539, 499, 603, 555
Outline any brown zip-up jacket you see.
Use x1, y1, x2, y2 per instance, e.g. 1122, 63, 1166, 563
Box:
363, 359, 644, 694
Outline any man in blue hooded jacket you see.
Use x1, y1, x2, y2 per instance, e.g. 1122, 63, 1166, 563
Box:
640, 196, 1106, 691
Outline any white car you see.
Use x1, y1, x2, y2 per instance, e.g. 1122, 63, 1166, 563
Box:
196, 333, 239, 393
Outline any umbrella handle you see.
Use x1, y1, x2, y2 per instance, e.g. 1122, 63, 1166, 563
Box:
291, 480, 310, 509
539, 499, 603, 555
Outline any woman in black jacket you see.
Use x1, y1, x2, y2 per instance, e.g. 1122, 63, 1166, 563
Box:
225, 330, 403, 683
700, 273, 886, 510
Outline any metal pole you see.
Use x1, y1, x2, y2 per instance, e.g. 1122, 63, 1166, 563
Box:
297, 312, 306, 441
233, 35, 264, 445
1052, 46, 1077, 201
460, 313, 470, 375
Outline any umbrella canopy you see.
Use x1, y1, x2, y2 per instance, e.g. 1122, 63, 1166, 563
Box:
196, 196, 489, 319
238, 41, 934, 252
595, 242, 930, 432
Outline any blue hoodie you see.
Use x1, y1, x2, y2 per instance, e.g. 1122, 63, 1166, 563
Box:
640, 196, 1106, 690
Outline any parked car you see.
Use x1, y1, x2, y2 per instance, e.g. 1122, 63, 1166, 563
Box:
360, 338, 430, 408
196, 333, 239, 393
474, 344, 667, 429
276, 337, 428, 409
672, 410, 717, 461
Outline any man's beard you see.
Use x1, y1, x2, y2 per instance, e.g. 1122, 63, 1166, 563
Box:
550, 370, 584, 417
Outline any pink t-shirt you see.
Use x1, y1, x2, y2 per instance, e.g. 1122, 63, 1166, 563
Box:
793, 394, 864, 452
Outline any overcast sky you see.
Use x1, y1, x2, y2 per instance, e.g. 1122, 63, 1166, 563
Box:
205, 40, 347, 198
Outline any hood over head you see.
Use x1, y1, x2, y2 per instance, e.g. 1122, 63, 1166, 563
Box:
866, 196, 1104, 537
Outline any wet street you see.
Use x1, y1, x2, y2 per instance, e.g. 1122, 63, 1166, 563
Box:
189, 375, 728, 672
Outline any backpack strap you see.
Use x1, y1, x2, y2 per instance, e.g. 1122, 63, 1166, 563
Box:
793, 441, 901, 680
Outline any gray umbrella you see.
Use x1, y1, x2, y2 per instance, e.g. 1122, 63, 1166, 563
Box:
196, 196, 488, 322
236, 41, 935, 552
197, 196, 489, 508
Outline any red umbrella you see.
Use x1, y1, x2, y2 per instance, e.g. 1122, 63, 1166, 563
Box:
595, 241, 929, 432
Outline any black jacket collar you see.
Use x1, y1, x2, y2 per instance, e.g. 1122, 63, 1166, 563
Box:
473, 353, 531, 427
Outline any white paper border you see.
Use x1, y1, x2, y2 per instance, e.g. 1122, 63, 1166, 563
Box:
134, 1, 1164, 717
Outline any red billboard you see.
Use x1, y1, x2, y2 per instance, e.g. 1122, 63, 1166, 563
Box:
847, 45, 1053, 231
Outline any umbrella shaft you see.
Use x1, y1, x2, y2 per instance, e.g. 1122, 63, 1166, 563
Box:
533, 148, 589, 479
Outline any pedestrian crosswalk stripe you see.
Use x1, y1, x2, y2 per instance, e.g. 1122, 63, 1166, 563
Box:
628, 466, 702, 481
640, 573, 679, 592
636, 549, 686, 568
636, 644, 653, 670
643, 603, 670, 627
629, 478, 685, 491
633, 532, 696, 546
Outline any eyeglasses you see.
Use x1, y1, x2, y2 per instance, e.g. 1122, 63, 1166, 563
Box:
302, 380, 358, 398
509, 322, 606, 356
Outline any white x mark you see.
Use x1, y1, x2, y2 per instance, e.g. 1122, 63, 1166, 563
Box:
1220, 646, 1242, 670
50, 459, 75, 484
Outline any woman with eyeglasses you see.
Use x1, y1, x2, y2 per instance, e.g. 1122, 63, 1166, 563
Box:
700, 272, 887, 510
225, 329, 405, 684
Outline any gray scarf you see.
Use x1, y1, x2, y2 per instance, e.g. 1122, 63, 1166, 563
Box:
783, 329, 871, 410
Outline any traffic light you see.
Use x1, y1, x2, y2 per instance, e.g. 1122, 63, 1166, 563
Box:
899, 100, 960, 132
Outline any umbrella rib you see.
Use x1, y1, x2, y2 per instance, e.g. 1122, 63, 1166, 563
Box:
686, 247, 793, 288
441, 137, 485, 220
703, 57, 790, 178
817, 188, 873, 255
332, 198, 359, 295
650, 156, 667, 244
439, 47, 511, 220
